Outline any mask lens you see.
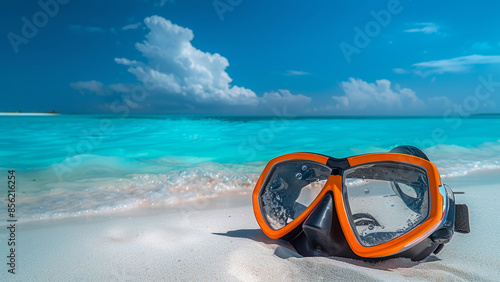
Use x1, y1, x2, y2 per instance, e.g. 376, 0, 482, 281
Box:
343, 162, 429, 247
259, 160, 332, 230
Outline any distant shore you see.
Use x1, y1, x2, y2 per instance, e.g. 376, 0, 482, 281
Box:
0, 112, 60, 116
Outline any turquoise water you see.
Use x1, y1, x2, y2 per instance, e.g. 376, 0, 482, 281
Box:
1, 115, 499, 220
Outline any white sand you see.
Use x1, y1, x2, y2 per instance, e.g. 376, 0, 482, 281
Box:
0, 113, 59, 116
2, 180, 499, 281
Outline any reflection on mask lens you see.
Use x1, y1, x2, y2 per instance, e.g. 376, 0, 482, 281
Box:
259, 160, 332, 230
343, 162, 429, 247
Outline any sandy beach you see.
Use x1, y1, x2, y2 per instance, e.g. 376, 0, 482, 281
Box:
3, 171, 498, 281
0, 113, 59, 116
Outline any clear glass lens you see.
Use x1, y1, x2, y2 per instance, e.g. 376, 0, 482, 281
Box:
259, 160, 332, 230
343, 162, 429, 247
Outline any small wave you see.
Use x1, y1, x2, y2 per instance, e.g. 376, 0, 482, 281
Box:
6, 168, 258, 222
5, 140, 500, 222
427, 141, 500, 177
347, 141, 500, 178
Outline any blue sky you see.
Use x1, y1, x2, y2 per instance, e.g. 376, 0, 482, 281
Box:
1, 0, 500, 115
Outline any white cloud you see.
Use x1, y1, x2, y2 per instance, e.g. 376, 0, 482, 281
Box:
412, 54, 500, 76
70, 81, 134, 96
70, 80, 110, 96
404, 22, 439, 34
122, 22, 142, 30
108, 83, 133, 93
261, 90, 311, 111
111, 15, 312, 112
114, 16, 260, 106
283, 70, 311, 76
71, 16, 310, 114
393, 68, 409, 74
332, 78, 424, 112
262, 90, 311, 103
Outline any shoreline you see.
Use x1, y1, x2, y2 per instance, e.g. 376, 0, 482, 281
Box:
1, 167, 497, 227
6, 185, 497, 281
0, 113, 60, 116
1, 190, 253, 227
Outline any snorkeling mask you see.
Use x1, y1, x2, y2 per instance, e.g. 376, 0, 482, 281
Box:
252, 146, 470, 261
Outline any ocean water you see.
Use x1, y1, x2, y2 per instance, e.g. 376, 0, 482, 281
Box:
1, 115, 499, 221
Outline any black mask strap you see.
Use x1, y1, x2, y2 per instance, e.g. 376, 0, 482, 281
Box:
454, 204, 470, 233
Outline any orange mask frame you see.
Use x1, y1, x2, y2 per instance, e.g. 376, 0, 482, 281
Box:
252, 152, 445, 258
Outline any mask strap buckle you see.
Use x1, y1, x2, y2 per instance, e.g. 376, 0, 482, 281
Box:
454, 204, 470, 234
